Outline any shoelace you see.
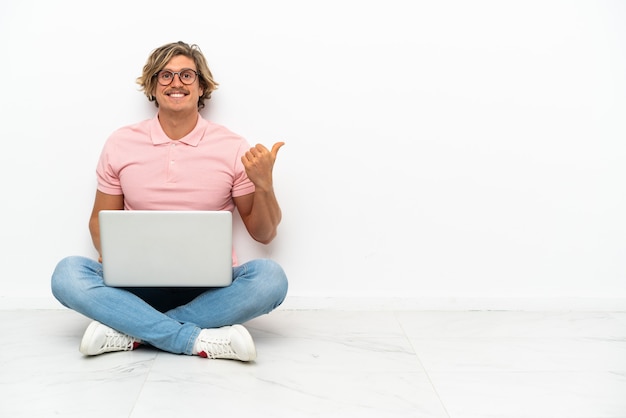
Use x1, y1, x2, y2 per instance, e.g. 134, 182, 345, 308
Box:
103, 329, 137, 351
197, 337, 236, 359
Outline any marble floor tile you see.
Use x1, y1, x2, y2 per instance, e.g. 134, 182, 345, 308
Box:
0, 310, 157, 418
1, 309, 625, 418
612, 312, 626, 325
246, 309, 407, 339
132, 357, 446, 418
252, 336, 423, 373
408, 336, 626, 372
396, 310, 626, 338
428, 371, 626, 418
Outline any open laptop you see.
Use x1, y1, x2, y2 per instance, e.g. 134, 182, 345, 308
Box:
99, 210, 233, 287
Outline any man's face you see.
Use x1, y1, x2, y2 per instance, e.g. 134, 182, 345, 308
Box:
153, 55, 203, 114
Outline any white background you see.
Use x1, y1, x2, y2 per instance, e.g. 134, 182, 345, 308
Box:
1, 0, 625, 309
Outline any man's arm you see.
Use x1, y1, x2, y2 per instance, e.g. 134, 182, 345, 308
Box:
88, 190, 124, 261
234, 142, 284, 244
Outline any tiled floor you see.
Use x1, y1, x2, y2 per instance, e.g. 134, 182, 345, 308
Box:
1, 309, 625, 417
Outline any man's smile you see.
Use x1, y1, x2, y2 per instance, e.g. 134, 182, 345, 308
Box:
166, 90, 188, 98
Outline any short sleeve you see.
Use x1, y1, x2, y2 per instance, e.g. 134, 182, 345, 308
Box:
95, 138, 123, 195
231, 142, 256, 197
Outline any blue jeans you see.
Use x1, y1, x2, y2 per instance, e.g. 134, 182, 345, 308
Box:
51, 256, 288, 355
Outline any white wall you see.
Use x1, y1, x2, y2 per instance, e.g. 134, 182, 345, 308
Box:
1, 0, 625, 310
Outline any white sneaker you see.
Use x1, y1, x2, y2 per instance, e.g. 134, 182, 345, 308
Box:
79, 321, 141, 356
194, 325, 256, 361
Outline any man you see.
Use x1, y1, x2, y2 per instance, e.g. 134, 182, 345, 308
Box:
51, 41, 288, 362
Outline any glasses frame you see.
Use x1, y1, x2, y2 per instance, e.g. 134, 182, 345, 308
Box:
153, 68, 199, 86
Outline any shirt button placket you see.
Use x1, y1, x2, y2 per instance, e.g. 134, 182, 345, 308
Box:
167, 142, 177, 183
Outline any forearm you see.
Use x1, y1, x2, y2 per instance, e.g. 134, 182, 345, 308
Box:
239, 141, 285, 244
89, 216, 103, 261
244, 187, 282, 244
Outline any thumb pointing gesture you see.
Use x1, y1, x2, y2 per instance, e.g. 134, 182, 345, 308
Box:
271, 141, 285, 159
242, 141, 285, 190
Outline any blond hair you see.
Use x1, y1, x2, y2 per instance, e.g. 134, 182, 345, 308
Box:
136, 41, 219, 110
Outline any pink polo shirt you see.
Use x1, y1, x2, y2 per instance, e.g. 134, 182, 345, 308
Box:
96, 114, 255, 265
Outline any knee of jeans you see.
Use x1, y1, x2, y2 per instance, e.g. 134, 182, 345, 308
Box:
51, 256, 72, 298
50, 256, 87, 300
260, 259, 288, 305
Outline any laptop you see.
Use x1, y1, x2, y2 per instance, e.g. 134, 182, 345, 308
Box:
99, 210, 233, 287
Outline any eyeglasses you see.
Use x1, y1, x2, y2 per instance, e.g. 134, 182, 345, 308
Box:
154, 68, 198, 86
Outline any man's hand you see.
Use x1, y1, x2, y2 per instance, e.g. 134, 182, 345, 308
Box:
241, 142, 284, 191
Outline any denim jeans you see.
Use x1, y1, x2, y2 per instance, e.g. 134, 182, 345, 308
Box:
51, 256, 288, 355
